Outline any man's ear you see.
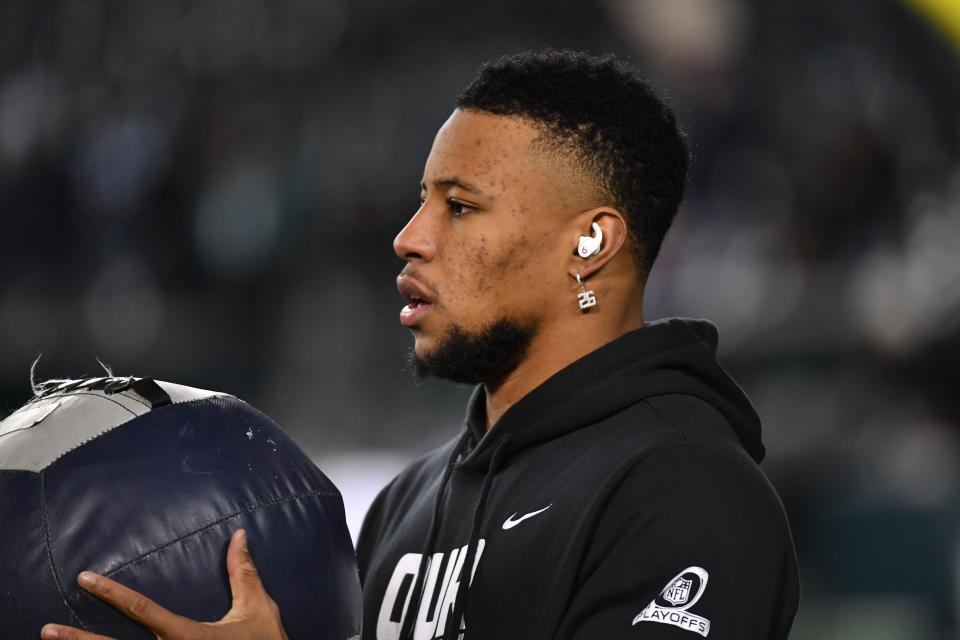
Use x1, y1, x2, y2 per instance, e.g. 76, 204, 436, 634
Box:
567, 207, 629, 279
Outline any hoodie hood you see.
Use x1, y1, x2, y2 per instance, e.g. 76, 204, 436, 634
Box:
459, 317, 765, 470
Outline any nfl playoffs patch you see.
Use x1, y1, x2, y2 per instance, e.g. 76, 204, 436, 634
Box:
632, 567, 711, 637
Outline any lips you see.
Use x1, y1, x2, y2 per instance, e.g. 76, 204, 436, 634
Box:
397, 275, 435, 327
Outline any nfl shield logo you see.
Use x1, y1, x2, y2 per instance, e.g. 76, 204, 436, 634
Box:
663, 577, 692, 606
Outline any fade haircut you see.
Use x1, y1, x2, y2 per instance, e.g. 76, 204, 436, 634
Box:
457, 49, 689, 279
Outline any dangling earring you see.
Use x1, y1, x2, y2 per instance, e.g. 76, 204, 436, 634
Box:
575, 271, 597, 311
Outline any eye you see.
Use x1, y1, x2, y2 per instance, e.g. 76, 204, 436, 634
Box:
447, 199, 474, 217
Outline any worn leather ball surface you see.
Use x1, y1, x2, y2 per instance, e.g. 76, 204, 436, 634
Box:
0, 377, 361, 640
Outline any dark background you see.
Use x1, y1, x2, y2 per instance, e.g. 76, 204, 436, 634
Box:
2, 0, 959, 637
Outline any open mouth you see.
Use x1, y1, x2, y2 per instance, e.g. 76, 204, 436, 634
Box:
405, 294, 430, 308
397, 276, 435, 327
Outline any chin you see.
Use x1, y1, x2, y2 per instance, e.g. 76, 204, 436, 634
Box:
407, 318, 535, 385
410, 331, 436, 357
410, 317, 457, 354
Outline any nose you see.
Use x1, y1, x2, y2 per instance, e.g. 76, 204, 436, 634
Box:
393, 205, 436, 262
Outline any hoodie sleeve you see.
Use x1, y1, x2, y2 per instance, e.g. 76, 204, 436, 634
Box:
555, 444, 799, 640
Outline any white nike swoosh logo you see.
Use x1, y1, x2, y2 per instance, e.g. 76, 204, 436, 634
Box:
502, 504, 553, 530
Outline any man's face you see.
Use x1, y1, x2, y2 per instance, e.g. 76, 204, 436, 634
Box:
394, 109, 583, 383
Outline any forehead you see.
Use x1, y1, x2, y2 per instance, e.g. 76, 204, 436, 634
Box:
424, 109, 545, 193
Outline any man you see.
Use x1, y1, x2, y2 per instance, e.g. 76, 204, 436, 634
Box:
42, 50, 798, 640
355, 50, 798, 640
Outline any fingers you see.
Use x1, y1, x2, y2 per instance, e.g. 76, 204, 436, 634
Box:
220, 530, 287, 638
74, 572, 194, 638
225, 529, 269, 610
45, 531, 283, 640
40, 623, 116, 640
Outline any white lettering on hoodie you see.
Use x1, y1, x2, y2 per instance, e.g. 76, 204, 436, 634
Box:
376, 540, 486, 639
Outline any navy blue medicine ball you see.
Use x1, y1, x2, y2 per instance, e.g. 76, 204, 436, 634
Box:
0, 377, 361, 640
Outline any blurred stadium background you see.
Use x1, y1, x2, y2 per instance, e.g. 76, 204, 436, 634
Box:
1, 0, 958, 637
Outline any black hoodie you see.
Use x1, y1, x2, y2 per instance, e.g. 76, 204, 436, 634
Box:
357, 318, 799, 639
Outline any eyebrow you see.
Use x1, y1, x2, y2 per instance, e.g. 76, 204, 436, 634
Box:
421, 177, 492, 199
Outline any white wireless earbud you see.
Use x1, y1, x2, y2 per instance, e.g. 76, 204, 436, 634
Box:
577, 222, 603, 258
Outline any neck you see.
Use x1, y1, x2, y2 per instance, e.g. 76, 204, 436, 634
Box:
482, 297, 644, 430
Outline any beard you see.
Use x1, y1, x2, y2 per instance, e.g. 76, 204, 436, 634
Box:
409, 318, 534, 385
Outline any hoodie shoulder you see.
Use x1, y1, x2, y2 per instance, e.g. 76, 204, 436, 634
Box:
568, 391, 756, 473
640, 393, 754, 458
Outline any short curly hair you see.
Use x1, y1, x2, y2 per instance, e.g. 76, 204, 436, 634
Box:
457, 49, 689, 279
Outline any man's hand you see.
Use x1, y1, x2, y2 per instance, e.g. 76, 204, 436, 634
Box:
40, 529, 288, 640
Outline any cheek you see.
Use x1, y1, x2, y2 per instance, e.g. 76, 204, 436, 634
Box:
470, 231, 557, 298
455, 235, 502, 296
444, 234, 494, 294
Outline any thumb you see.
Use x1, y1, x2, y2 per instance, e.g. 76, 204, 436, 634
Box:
225, 529, 269, 612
